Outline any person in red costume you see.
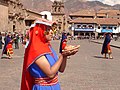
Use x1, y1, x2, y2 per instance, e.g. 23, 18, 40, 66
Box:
1, 33, 14, 59
21, 18, 79, 90
101, 33, 113, 59
59, 32, 67, 53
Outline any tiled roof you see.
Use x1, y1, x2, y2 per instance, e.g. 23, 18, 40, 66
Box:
117, 19, 120, 24
68, 9, 120, 25
95, 18, 118, 25
97, 9, 120, 16
69, 18, 96, 24
69, 10, 96, 16
69, 17, 118, 25
26, 9, 42, 16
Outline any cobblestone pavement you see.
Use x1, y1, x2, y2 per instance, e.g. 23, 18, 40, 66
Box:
0, 40, 120, 90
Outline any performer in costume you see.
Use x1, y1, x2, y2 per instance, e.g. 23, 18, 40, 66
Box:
1, 33, 13, 59
59, 32, 67, 53
59, 32, 80, 54
21, 18, 79, 90
101, 33, 113, 59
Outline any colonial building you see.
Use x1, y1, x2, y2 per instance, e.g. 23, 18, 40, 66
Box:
51, 0, 66, 34
0, 0, 67, 35
8, 0, 26, 33
69, 10, 96, 19
95, 18, 119, 34
69, 10, 96, 37
68, 9, 120, 38
0, 0, 26, 33
69, 18, 96, 37
25, 9, 42, 31
0, 0, 44, 34
0, 0, 9, 32
96, 9, 120, 19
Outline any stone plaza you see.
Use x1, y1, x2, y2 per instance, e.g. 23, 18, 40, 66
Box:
0, 39, 120, 90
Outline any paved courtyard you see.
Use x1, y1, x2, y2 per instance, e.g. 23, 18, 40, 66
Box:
0, 40, 120, 90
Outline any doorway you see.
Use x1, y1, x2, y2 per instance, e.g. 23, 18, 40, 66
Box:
13, 25, 15, 32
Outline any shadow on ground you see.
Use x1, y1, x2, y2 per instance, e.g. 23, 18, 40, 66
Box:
1, 56, 11, 59
93, 55, 106, 59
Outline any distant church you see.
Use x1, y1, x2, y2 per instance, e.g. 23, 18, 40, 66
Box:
0, 0, 67, 34
51, 0, 66, 34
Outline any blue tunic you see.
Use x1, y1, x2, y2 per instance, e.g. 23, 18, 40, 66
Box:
29, 47, 61, 90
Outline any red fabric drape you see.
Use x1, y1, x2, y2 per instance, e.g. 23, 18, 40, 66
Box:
21, 23, 51, 90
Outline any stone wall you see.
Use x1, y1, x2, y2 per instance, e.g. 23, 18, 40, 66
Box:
51, 1, 66, 34
8, 0, 26, 34
0, 5, 8, 32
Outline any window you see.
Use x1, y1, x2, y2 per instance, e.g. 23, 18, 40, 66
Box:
82, 25, 87, 29
58, 7, 61, 12
98, 26, 100, 29
108, 26, 112, 29
77, 25, 81, 28
114, 27, 117, 30
54, 7, 57, 12
88, 25, 94, 29
102, 27, 106, 29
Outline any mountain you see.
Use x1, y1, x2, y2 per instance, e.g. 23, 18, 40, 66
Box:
21, 0, 52, 12
64, 0, 113, 14
113, 4, 120, 9
21, 0, 120, 15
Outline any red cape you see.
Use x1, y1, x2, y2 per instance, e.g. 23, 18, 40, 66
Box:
21, 24, 51, 90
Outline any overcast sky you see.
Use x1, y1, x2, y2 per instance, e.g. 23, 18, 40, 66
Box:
50, 0, 120, 6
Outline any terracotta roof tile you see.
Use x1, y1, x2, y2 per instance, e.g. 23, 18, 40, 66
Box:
69, 10, 96, 16
69, 17, 118, 25
69, 18, 96, 23
117, 19, 120, 23
97, 9, 120, 16
95, 18, 118, 25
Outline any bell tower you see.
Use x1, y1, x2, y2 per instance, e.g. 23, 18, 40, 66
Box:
51, 0, 65, 34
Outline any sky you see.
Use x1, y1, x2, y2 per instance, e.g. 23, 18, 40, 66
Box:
50, 0, 120, 6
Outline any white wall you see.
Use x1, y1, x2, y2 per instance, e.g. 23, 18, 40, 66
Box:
95, 25, 119, 33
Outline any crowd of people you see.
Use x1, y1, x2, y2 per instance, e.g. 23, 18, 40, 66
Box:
0, 31, 30, 59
